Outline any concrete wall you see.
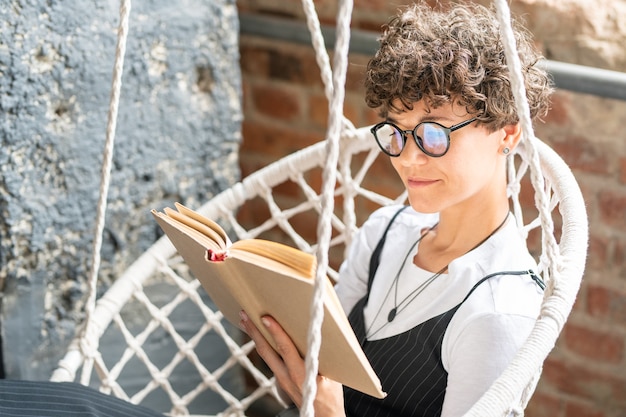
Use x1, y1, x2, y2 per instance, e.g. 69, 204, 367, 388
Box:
0, 0, 241, 380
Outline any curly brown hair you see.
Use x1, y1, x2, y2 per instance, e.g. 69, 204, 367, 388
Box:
364, 2, 553, 131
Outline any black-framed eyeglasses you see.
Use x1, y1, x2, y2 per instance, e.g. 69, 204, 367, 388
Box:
370, 117, 477, 157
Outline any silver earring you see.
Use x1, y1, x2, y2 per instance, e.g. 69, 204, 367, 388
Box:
503, 147, 510, 155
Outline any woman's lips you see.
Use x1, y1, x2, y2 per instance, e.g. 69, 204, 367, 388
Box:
407, 177, 438, 187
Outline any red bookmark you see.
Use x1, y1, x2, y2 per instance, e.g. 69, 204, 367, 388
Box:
206, 249, 228, 262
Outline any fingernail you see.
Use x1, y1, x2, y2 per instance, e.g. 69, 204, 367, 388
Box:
240, 310, 248, 321
261, 317, 271, 328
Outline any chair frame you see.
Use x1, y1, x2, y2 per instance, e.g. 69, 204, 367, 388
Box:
52, 126, 587, 416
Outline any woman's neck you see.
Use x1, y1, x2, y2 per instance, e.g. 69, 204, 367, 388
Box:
413, 200, 511, 272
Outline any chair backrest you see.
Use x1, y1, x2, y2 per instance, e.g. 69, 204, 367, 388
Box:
50, 126, 402, 415
468, 137, 588, 416
51, 125, 587, 416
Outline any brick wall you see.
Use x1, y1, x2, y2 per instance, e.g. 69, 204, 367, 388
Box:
237, 1, 626, 416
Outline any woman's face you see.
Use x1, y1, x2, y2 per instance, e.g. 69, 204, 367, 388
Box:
388, 100, 509, 216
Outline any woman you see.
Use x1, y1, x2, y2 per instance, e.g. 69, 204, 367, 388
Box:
240, 2, 552, 416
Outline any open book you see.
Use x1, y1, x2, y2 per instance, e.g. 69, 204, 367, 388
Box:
151, 203, 385, 399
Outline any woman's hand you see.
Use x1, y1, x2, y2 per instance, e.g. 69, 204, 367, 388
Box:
239, 311, 346, 417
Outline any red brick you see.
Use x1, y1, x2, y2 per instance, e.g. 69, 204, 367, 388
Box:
237, 196, 272, 231
241, 77, 250, 108
517, 175, 537, 214
239, 43, 270, 78
550, 137, 610, 176
342, 99, 360, 128
563, 323, 624, 363
345, 56, 369, 93
620, 158, 626, 184
587, 284, 611, 318
239, 120, 326, 184
343, 149, 405, 199
278, 177, 311, 203
587, 285, 626, 327
239, 153, 271, 179
543, 92, 570, 126
352, 0, 439, 16
542, 357, 626, 407
308, 94, 329, 127
570, 289, 586, 314
303, 0, 340, 25
353, 0, 392, 12
597, 190, 626, 230
285, 207, 321, 245
526, 391, 563, 417
563, 400, 606, 417
241, 36, 325, 86
309, 93, 360, 130
251, 84, 301, 121
586, 234, 609, 271
364, 106, 381, 125
613, 237, 626, 271
238, 1, 303, 20
525, 228, 542, 260
268, 48, 323, 86
342, 93, 366, 126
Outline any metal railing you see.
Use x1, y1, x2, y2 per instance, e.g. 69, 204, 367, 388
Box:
239, 13, 626, 102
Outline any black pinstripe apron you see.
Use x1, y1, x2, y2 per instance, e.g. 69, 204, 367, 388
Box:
344, 277, 488, 417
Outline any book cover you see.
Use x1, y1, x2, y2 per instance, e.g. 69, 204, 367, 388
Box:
152, 204, 385, 399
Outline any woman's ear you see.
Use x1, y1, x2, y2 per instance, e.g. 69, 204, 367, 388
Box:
500, 123, 522, 154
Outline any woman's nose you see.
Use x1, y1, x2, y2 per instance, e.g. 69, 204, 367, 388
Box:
397, 135, 428, 164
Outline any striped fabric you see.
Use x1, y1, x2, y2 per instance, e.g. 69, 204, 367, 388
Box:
345, 294, 459, 417
0, 380, 163, 417
345, 273, 506, 417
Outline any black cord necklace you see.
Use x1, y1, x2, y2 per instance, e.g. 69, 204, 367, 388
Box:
366, 212, 511, 339
388, 264, 446, 322
365, 223, 438, 338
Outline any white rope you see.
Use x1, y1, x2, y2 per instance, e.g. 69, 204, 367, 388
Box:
462, 1, 565, 414
494, 0, 560, 288
300, 0, 334, 102
79, 0, 131, 382
300, 0, 353, 414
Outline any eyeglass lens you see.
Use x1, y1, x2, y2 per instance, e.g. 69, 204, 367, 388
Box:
375, 122, 449, 156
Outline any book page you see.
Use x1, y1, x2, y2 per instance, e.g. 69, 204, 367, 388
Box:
172, 204, 315, 278
231, 239, 316, 278
153, 209, 223, 252
174, 203, 231, 247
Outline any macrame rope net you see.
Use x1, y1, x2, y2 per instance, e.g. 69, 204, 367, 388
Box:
51, 0, 588, 416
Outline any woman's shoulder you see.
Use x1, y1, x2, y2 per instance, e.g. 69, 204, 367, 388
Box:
444, 270, 544, 357
456, 270, 544, 322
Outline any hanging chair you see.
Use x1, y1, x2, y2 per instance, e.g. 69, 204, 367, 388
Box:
50, 0, 588, 416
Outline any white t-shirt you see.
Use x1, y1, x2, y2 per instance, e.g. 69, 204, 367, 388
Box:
335, 205, 544, 417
